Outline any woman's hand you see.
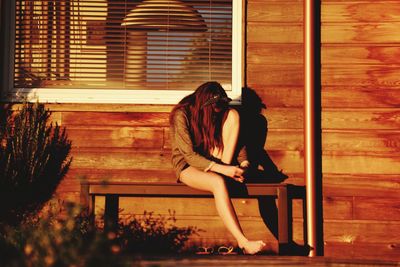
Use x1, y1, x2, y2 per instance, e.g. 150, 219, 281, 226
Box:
211, 164, 245, 183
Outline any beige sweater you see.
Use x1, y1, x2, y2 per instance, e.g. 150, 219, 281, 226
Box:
170, 107, 247, 179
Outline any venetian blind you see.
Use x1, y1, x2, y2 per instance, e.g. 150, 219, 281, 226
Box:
13, 0, 233, 91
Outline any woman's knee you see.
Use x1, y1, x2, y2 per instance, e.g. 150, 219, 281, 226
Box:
179, 168, 225, 193
209, 173, 227, 194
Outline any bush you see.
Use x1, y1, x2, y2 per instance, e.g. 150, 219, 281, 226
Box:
0, 102, 72, 225
0, 201, 125, 267
0, 202, 198, 267
118, 210, 197, 254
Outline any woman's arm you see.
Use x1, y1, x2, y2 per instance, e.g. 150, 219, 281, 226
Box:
210, 163, 244, 183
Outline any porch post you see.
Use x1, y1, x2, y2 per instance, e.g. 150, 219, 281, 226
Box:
304, 0, 322, 257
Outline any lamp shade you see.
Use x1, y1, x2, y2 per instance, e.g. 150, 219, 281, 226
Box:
122, 0, 207, 31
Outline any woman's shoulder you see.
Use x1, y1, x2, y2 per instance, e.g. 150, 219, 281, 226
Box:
171, 106, 190, 124
226, 107, 240, 119
174, 106, 190, 116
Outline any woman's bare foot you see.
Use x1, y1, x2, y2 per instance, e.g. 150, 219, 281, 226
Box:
239, 240, 266, 255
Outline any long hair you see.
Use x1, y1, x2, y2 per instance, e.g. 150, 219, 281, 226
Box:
170, 81, 230, 157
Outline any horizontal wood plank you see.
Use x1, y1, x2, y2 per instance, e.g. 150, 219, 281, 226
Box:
245, 85, 304, 108
354, 197, 400, 221
322, 45, 400, 65
61, 112, 169, 127
292, 197, 352, 220
70, 148, 172, 171
9, 103, 173, 113
248, 44, 400, 67
247, 84, 400, 108
57, 168, 178, 192
249, 23, 400, 44
352, 242, 400, 260
322, 23, 400, 43
247, 65, 303, 86
321, 130, 400, 152
247, 24, 303, 43
249, 64, 400, 88
322, 2, 400, 23
321, 152, 400, 175
324, 241, 354, 259
323, 220, 400, 243
320, 108, 400, 130
65, 168, 176, 182
248, 44, 400, 66
323, 174, 400, 198
68, 126, 164, 149
247, 44, 303, 65
322, 65, 400, 87
263, 107, 399, 130
322, 86, 400, 108
324, 241, 400, 260
248, 2, 302, 23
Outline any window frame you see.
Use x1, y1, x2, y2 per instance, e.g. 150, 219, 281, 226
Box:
1, 0, 243, 105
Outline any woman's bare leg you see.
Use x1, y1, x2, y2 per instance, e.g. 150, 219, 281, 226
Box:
212, 109, 240, 164
180, 166, 265, 254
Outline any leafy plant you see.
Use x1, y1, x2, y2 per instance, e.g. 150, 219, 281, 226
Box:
117, 210, 198, 254
0, 200, 125, 267
0, 102, 72, 225
0, 201, 198, 267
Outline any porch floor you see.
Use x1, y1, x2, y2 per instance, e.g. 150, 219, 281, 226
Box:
133, 256, 399, 267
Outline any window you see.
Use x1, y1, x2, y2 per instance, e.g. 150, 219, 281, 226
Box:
1, 0, 242, 104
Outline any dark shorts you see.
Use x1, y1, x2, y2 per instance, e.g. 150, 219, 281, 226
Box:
177, 163, 190, 183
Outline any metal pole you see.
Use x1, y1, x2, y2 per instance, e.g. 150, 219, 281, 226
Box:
304, 0, 318, 257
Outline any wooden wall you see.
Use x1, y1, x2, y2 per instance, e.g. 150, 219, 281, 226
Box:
46, 0, 399, 259
247, 0, 400, 259
320, 0, 400, 259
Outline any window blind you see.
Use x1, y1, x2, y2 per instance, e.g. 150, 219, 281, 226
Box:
14, 0, 233, 91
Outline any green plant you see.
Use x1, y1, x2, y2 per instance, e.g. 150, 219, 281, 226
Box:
0, 200, 126, 267
117, 210, 198, 255
0, 102, 72, 225
0, 201, 198, 267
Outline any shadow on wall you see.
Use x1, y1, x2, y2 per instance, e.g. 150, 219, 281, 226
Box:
231, 87, 309, 255
238, 86, 288, 183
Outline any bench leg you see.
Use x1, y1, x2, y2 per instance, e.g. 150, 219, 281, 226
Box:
277, 186, 289, 253
104, 194, 119, 232
80, 184, 95, 223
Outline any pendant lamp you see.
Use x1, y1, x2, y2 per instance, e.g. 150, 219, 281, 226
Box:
121, 0, 207, 32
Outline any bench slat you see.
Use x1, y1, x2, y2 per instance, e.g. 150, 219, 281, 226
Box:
87, 183, 286, 197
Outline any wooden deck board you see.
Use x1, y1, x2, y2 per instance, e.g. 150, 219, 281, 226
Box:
125, 256, 400, 266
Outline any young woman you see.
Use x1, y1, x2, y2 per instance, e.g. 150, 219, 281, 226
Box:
169, 81, 266, 255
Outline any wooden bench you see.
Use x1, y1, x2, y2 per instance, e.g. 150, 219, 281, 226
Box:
80, 182, 289, 251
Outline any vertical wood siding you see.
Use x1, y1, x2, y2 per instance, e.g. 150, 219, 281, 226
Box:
47, 0, 400, 259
